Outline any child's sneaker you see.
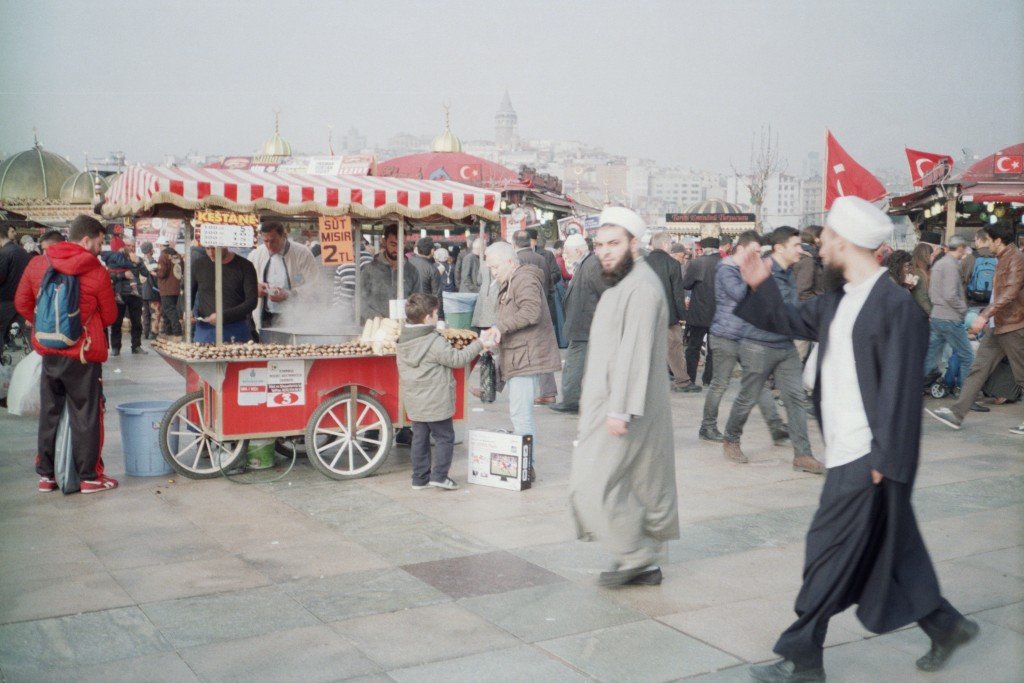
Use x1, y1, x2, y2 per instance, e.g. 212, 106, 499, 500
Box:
80, 475, 119, 494
411, 481, 431, 490
38, 476, 57, 492
429, 477, 459, 490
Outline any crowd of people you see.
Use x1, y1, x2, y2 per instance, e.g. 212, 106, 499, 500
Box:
4, 201, 1021, 681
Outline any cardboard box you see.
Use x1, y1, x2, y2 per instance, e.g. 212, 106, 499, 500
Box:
467, 429, 532, 491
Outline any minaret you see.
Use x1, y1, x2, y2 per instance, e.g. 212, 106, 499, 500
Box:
495, 90, 518, 151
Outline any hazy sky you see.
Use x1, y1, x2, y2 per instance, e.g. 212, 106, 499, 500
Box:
1, 0, 1021, 175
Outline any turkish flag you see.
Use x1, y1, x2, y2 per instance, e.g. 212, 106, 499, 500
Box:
994, 154, 1024, 175
905, 148, 954, 187
825, 131, 887, 210
458, 164, 482, 182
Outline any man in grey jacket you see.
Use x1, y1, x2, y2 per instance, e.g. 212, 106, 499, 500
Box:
722, 226, 824, 474
700, 231, 786, 443
925, 236, 974, 392
360, 225, 420, 322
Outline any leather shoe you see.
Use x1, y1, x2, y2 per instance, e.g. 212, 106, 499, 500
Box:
624, 566, 662, 586
969, 402, 990, 413
110, 349, 121, 356
549, 403, 578, 414
698, 427, 724, 442
792, 454, 825, 475
749, 659, 825, 682
534, 396, 556, 405
916, 618, 979, 672
598, 564, 660, 587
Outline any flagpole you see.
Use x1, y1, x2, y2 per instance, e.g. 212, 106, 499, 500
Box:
822, 128, 828, 217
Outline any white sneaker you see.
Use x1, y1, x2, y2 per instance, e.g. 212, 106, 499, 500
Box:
925, 407, 962, 430
411, 482, 430, 490
1010, 423, 1024, 436
429, 477, 459, 490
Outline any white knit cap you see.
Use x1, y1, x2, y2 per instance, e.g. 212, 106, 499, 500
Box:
599, 206, 646, 238
826, 196, 893, 249
563, 234, 587, 251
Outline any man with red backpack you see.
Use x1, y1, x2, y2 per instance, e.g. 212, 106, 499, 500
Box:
14, 215, 119, 494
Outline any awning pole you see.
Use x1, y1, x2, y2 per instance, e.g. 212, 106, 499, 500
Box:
214, 246, 223, 345
944, 195, 957, 243
397, 217, 405, 304
184, 217, 193, 343
354, 221, 362, 324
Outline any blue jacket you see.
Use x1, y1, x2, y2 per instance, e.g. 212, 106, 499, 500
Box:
744, 258, 797, 348
710, 257, 749, 341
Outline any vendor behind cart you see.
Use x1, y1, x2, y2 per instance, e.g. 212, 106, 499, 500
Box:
360, 224, 420, 322
192, 246, 259, 344
248, 222, 321, 331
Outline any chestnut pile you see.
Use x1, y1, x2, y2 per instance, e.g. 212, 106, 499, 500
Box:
441, 328, 479, 350
151, 338, 376, 360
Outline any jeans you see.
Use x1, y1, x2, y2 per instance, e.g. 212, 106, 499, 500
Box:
559, 340, 588, 408
508, 375, 538, 442
925, 318, 974, 387
109, 296, 143, 351
951, 327, 1024, 420
725, 341, 812, 456
160, 294, 182, 335
702, 335, 782, 432
685, 325, 712, 385
410, 418, 455, 485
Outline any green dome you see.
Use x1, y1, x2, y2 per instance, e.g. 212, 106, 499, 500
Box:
60, 170, 108, 204
0, 144, 79, 201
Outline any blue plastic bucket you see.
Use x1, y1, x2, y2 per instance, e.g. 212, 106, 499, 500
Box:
117, 401, 174, 477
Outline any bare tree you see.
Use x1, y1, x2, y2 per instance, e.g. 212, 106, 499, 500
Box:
732, 125, 787, 231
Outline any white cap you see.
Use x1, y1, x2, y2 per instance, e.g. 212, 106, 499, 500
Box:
433, 247, 449, 263
599, 206, 646, 238
826, 196, 892, 249
563, 234, 587, 251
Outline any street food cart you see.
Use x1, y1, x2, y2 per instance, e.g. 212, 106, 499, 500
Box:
102, 166, 497, 480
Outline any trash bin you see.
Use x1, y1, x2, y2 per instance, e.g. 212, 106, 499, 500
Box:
443, 292, 478, 330
247, 440, 276, 470
117, 401, 174, 476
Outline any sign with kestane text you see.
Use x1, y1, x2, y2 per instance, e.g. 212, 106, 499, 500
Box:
194, 210, 259, 227
318, 215, 354, 266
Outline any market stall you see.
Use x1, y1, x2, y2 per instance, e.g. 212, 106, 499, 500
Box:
102, 166, 498, 480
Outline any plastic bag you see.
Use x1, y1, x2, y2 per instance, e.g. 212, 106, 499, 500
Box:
479, 352, 497, 403
55, 405, 80, 494
7, 351, 42, 417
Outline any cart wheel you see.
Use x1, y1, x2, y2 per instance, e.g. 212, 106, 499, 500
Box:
930, 383, 947, 399
305, 392, 394, 480
159, 391, 249, 479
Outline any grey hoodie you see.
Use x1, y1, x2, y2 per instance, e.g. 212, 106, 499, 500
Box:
396, 325, 482, 422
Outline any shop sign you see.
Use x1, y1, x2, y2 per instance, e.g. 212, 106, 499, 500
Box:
194, 210, 259, 227
665, 213, 756, 223
317, 215, 355, 266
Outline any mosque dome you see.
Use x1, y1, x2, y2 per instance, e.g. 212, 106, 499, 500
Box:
260, 112, 292, 157
430, 106, 463, 153
0, 141, 79, 201
60, 170, 108, 204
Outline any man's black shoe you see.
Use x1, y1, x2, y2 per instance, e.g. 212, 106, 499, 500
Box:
625, 566, 662, 585
131, 346, 148, 355
916, 618, 979, 672
110, 349, 121, 356
683, 383, 703, 393
969, 402, 990, 413
395, 427, 412, 446
598, 564, 660, 587
699, 427, 724, 442
771, 428, 790, 446
549, 403, 579, 414
749, 659, 825, 682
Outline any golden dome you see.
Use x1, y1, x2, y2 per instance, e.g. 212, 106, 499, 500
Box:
430, 106, 462, 153
0, 139, 78, 201
60, 170, 108, 204
260, 112, 292, 157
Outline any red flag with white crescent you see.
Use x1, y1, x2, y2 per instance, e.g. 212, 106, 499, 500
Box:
905, 148, 954, 187
994, 154, 1024, 174
825, 131, 887, 210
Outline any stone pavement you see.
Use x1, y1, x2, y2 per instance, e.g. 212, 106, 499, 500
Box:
0, 350, 1021, 682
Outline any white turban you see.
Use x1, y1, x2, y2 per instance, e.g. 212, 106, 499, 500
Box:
563, 234, 587, 251
599, 206, 646, 238
826, 196, 893, 250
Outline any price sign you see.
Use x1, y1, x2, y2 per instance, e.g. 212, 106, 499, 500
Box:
266, 360, 305, 408
318, 215, 354, 266
199, 224, 255, 248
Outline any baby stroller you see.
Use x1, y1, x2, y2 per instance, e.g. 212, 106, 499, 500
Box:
928, 353, 963, 399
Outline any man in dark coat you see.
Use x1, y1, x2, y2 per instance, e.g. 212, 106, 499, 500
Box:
647, 231, 695, 391
681, 237, 721, 386
552, 234, 607, 413
736, 197, 977, 682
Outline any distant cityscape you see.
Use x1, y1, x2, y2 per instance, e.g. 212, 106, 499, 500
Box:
29, 92, 928, 231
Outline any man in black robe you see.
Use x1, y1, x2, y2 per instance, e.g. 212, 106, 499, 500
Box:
734, 196, 977, 682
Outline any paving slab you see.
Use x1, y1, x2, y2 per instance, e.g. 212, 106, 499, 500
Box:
401, 550, 564, 599
386, 645, 587, 683
281, 568, 449, 622
5, 652, 199, 683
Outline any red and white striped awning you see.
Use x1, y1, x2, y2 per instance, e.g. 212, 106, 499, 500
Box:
101, 166, 499, 221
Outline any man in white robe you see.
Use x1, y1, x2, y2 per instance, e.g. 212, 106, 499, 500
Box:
569, 207, 680, 587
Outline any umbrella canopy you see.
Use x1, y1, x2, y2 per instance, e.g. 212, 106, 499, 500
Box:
101, 165, 499, 220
